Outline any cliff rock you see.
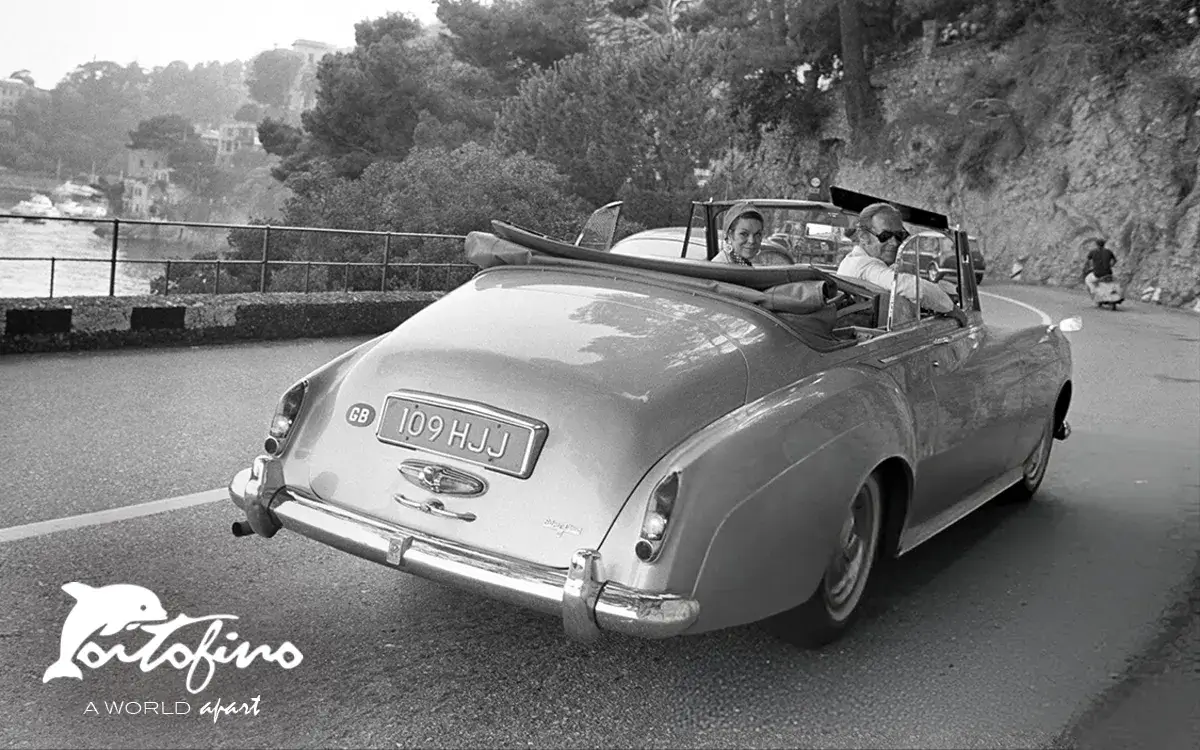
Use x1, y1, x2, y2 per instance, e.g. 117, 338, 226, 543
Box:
826, 31, 1200, 309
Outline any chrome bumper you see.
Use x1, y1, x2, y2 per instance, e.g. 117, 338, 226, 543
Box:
1054, 419, 1071, 441
228, 457, 699, 642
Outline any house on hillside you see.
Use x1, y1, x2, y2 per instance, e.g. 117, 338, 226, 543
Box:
121, 148, 170, 218
199, 128, 221, 152
216, 122, 261, 165
288, 39, 345, 112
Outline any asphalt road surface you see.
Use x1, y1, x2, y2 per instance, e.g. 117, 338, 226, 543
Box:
1, 283, 1197, 749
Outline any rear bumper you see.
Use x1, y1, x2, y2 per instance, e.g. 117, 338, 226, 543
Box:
228, 457, 700, 642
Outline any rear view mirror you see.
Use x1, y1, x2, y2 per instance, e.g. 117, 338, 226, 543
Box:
1057, 316, 1083, 333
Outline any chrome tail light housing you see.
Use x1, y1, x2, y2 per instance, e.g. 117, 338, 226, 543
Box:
264, 379, 307, 456
635, 471, 680, 563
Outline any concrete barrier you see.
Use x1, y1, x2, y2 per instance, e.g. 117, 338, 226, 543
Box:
0, 291, 443, 355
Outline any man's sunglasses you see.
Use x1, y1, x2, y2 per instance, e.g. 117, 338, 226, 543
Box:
865, 227, 910, 244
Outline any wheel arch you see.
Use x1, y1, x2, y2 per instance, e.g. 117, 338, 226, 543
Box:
1054, 380, 1072, 434
875, 455, 914, 559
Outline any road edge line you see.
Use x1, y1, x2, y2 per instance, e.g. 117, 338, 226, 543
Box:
0, 488, 227, 544
980, 290, 1053, 325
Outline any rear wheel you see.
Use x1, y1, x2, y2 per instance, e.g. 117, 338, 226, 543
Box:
1011, 415, 1054, 502
769, 473, 883, 648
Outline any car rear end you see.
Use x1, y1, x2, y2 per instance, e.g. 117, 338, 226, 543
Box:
228, 265, 767, 640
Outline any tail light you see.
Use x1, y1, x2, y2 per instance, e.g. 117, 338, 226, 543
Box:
635, 471, 680, 563
264, 380, 307, 456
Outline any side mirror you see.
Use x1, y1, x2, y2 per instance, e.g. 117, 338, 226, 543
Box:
1057, 316, 1083, 333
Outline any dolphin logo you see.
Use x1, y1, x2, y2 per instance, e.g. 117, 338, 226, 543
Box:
42, 582, 168, 683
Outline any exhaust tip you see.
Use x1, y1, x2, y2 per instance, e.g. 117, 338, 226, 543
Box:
232, 520, 256, 537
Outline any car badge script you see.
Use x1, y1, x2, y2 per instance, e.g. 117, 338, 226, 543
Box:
399, 460, 487, 497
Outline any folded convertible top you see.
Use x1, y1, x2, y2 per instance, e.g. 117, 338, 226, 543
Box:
465, 228, 840, 316
473, 220, 838, 292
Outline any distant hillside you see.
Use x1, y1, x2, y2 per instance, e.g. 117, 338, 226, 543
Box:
822, 28, 1200, 310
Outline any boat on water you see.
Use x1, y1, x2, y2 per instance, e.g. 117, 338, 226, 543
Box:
56, 198, 109, 218
9, 193, 61, 223
52, 181, 109, 218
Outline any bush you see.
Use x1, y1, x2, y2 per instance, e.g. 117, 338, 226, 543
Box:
151, 142, 594, 295
1055, 0, 1199, 67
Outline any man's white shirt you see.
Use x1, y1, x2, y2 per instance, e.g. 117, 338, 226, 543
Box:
836, 246, 954, 313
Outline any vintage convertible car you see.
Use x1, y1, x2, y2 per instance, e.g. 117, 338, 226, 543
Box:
227, 188, 1077, 648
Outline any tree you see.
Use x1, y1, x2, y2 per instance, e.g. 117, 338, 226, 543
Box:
495, 35, 734, 225
234, 103, 264, 123
246, 49, 303, 110
838, 0, 882, 141
436, 0, 599, 91
273, 13, 498, 181
128, 114, 218, 195
45, 61, 150, 175
128, 114, 194, 151
8, 69, 34, 86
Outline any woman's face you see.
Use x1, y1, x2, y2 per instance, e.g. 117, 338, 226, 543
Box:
726, 217, 764, 259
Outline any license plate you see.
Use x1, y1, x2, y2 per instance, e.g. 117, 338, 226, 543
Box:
376, 391, 547, 478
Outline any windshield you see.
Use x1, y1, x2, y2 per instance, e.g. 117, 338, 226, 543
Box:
725, 206, 854, 266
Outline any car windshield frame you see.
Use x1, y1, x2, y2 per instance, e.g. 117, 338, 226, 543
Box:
688, 199, 857, 264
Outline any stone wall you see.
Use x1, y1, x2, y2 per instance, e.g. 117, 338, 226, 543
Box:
0, 291, 443, 355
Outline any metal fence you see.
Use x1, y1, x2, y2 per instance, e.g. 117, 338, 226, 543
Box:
0, 213, 478, 298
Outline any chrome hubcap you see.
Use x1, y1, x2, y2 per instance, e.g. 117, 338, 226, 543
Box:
824, 483, 879, 619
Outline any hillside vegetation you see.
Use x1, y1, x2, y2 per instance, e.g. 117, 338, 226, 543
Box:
16, 1, 1192, 305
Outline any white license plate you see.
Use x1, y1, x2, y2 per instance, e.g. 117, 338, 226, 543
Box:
376, 391, 547, 478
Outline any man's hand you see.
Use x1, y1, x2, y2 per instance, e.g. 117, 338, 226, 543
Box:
945, 308, 969, 327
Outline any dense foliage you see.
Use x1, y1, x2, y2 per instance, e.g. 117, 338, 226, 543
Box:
0, 60, 250, 176
495, 34, 734, 225
157, 143, 587, 294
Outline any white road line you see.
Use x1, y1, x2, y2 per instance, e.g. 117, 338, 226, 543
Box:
0, 488, 227, 544
980, 290, 1052, 326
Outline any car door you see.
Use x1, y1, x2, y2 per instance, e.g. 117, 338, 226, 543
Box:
925, 321, 1024, 498
861, 324, 944, 531
919, 232, 1023, 511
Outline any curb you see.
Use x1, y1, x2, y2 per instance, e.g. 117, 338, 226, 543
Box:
0, 291, 443, 355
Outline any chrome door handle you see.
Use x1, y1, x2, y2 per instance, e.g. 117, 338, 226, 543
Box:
932, 336, 954, 345
932, 360, 941, 367
394, 493, 477, 522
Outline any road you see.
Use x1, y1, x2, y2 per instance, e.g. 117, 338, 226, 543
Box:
1, 283, 1197, 749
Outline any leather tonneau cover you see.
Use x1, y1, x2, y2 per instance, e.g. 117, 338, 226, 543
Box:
487, 220, 834, 292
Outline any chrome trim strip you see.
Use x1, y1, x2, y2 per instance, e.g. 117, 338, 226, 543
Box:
898, 466, 1022, 554
376, 389, 549, 479
878, 324, 981, 365
229, 473, 698, 641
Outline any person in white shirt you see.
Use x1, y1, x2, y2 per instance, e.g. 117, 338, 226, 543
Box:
837, 202, 961, 320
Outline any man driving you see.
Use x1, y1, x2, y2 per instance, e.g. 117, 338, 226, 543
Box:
837, 202, 962, 321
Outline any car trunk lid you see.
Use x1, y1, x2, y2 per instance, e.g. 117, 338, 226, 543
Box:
300, 274, 748, 567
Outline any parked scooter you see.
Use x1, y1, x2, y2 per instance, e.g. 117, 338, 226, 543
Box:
1090, 274, 1124, 310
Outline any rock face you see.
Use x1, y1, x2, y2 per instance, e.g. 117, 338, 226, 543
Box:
824, 32, 1200, 309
